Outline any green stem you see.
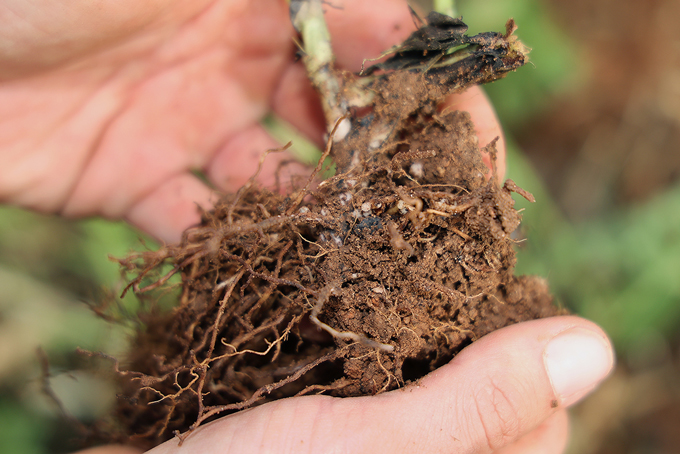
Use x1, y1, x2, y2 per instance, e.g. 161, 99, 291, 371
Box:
290, 0, 333, 74
290, 0, 347, 134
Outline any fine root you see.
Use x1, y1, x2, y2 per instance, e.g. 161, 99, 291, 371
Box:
310, 284, 395, 352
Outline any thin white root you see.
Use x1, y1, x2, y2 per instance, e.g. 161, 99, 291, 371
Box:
310, 284, 395, 352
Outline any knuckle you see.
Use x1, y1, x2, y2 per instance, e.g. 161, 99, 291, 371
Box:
471, 378, 523, 451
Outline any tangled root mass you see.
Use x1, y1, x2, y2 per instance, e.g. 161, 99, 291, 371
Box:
103, 14, 561, 449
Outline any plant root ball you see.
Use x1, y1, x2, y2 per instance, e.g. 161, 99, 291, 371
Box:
109, 107, 561, 449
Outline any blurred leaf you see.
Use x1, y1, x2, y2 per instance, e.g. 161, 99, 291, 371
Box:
75, 217, 156, 286
507, 146, 680, 350
0, 265, 130, 379
262, 114, 323, 165
0, 399, 48, 454
561, 185, 680, 348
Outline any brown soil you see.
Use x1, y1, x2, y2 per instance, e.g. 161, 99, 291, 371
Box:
102, 13, 561, 449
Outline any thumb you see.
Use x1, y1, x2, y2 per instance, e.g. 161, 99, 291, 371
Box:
340, 315, 614, 453
72, 446, 143, 454
149, 316, 614, 454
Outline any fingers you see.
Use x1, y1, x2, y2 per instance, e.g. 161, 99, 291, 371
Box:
442, 87, 507, 180
271, 62, 327, 145
71, 445, 143, 454
205, 123, 311, 194
149, 316, 613, 454
125, 121, 313, 243
123, 173, 214, 244
324, 0, 419, 73
1, 0, 204, 78
493, 410, 569, 454
331, 316, 612, 453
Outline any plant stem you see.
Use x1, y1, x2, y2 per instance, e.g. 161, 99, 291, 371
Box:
290, 0, 333, 75
290, 0, 348, 136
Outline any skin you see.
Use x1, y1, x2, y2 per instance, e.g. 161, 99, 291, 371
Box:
0, 1, 613, 453
0, 0, 502, 243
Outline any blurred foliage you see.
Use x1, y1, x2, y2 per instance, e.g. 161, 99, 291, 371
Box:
0, 208, 150, 453
509, 143, 680, 351
1, 0, 679, 453
0, 399, 50, 454
461, 0, 680, 355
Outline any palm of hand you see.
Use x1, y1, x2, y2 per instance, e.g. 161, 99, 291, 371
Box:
0, 0, 494, 242
1, 0, 324, 241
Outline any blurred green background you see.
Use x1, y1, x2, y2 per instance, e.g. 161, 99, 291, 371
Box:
2, 0, 680, 452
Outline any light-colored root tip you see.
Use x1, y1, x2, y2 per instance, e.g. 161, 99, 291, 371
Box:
310, 284, 395, 352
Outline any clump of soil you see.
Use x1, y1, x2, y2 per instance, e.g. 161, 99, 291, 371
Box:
104, 10, 561, 449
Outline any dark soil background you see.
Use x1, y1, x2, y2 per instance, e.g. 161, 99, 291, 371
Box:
1, 0, 679, 453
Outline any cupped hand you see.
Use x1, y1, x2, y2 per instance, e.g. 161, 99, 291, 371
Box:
2, 3, 613, 454
0, 0, 501, 243
76, 316, 613, 454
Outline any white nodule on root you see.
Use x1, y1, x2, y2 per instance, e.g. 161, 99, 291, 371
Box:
330, 233, 343, 247
409, 162, 424, 179
339, 192, 352, 205
332, 117, 351, 142
368, 127, 390, 150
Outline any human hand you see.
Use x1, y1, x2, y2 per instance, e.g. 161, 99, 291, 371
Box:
0, 0, 501, 243
75, 316, 613, 454
4, 3, 612, 454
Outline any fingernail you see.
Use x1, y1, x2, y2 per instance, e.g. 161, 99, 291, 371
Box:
544, 328, 614, 406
